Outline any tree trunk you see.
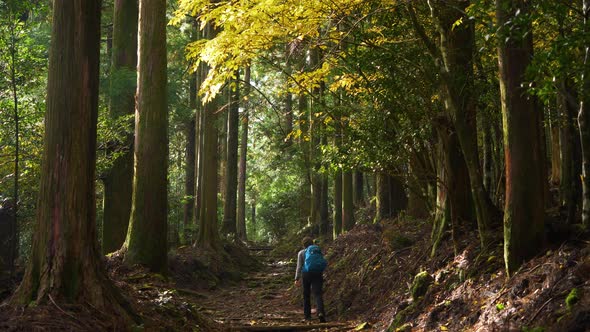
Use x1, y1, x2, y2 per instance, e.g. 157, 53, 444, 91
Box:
496, 0, 545, 275
183, 115, 196, 244
222, 72, 240, 236
195, 59, 205, 233
375, 172, 391, 223
333, 115, 343, 238
342, 170, 354, 231
579, 0, 590, 228
389, 175, 408, 218
196, 21, 222, 250
102, 0, 137, 255
298, 93, 312, 226
549, 102, 561, 185
353, 171, 364, 207
237, 66, 250, 241
482, 120, 493, 195
285, 91, 293, 146
431, 115, 472, 256
559, 80, 581, 224
123, 0, 168, 273
11, 1, 134, 321
8, 10, 20, 273
429, 0, 497, 249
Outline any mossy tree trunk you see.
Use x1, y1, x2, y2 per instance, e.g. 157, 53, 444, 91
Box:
222, 71, 240, 236
11, 0, 134, 320
237, 67, 250, 241
428, 0, 497, 249
102, 0, 138, 255
496, 0, 545, 275
123, 0, 168, 273
432, 115, 473, 256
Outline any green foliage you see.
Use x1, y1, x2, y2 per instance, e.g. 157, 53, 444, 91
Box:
565, 288, 580, 310
521, 327, 545, 332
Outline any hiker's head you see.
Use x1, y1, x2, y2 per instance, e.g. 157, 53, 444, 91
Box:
302, 237, 313, 248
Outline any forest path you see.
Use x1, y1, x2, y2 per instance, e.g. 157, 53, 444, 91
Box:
197, 246, 355, 331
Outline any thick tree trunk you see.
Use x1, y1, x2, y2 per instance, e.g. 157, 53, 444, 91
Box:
222, 72, 240, 236
123, 0, 168, 272
12, 0, 134, 321
237, 67, 250, 241
196, 21, 222, 250
102, 0, 137, 255
497, 0, 545, 275
429, 0, 497, 249
579, 0, 590, 228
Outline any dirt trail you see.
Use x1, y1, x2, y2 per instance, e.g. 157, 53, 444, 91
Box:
197, 247, 356, 331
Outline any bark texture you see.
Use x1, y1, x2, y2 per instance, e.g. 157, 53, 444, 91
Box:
123, 0, 168, 273
237, 67, 250, 241
496, 0, 545, 275
428, 0, 497, 248
12, 1, 133, 321
196, 21, 222, 250
222, 72, 240, 236
102, 0, 138, 254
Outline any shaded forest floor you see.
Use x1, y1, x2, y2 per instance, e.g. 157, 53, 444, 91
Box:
2, 213, 590, 331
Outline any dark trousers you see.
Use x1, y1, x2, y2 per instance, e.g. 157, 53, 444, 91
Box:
302, 271, 325, 319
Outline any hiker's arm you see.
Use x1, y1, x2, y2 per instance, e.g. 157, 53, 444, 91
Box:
294, 250, 303, 281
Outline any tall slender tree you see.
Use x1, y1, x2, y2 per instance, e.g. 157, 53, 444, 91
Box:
222, 71, 240, 236
580, 0, 590, 228
11, 0, 133, 319
102, 0, 138, 254
236, 66, 250, 241
496, 0, 545, 275
123, 0, 168, 272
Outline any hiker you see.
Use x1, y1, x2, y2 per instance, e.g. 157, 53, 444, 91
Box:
294, 237, 327, 323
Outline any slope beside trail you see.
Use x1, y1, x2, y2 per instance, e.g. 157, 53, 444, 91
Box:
197, 246, 357, 331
